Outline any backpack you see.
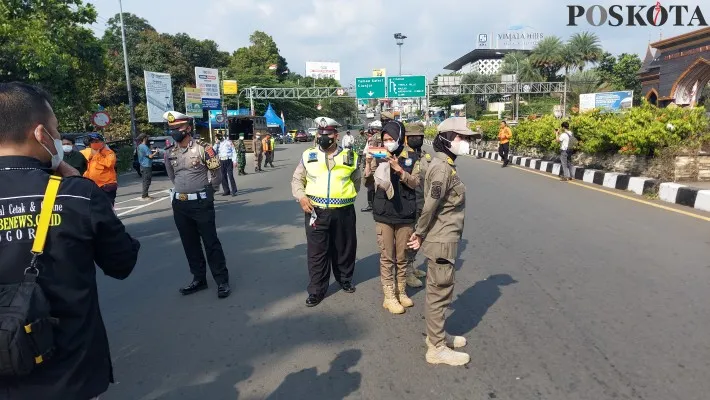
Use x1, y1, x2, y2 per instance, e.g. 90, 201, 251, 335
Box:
566, 132, 579, 151
0, 176, 61, 377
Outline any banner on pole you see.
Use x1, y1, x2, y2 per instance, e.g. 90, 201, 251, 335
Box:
144, 71, 174, 123
195, 67, 221, 109
184, 88, 203, 118
223, 80, 238, 95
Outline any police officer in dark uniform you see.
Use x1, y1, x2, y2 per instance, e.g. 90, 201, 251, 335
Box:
164, 111, 231, 298
291, 117, 361, 307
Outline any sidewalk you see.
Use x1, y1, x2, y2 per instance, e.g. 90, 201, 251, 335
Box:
424, 139, 710, 213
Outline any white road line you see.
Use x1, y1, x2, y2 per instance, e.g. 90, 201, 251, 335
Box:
115, 189, 170, 205
117, 196, 170, 217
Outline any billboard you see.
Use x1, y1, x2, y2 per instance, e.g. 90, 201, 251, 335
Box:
184, 88, 203, 118
223, 80, 238, 95
579, 91, 633, 113
208, 109, 250, 124
372, 68, 386, 77
195, 67, 221, 109
305, 61, 341, 81
144, 71, 174, 123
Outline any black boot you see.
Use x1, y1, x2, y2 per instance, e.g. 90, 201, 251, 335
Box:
179, 280, 208, 295
361, 201, 373, 212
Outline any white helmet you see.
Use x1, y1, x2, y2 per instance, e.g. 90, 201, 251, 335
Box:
369, 120, 382, 130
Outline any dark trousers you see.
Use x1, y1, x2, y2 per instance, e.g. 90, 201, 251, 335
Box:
140, 166, 152, 197
367, 188, 374, 205
305, 205, 357, 297
499, 142, 510, 165
264, 151, 274, 167
101, 184, 118, 206
172, 194, 229, 284
220, 160, 237, 195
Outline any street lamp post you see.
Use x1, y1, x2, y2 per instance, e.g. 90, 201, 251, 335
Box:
394, 33, 407, 76
496, 51, 520, 121
118, 0, 137, 144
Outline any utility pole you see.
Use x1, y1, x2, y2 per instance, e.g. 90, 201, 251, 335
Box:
118, 0, 137, 145
394, 33, 407, 76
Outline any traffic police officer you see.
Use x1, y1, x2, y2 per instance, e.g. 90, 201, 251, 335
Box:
164, 111, 231, 299
408, 117, 473, 366
291, 117, 361, 307
361, 120, 382, 212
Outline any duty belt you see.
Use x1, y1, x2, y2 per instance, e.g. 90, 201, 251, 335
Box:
307, 195, 356, 208
174, 191, 208, 201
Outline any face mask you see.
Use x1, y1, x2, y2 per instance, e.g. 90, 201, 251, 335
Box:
451, 139, 471, 156
317, 135, 335, 150
170, 129, 188, 143
407, 137, 423, 149
90, 142, 104, 151
62, 145, 73, 153
37, 128, 63, 170
384, 141, 399, 152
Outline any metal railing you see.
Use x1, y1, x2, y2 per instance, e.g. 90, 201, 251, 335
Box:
429, 82, 567, 96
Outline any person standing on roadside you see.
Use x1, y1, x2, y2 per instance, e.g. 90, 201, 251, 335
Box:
556, 121, 575, 182
83, 132, 118, 205
291, 117, 361, 307
164, 111, 231, 299
498, 121, 512, 167
408, 117, 472, 367
215, 134, 238, 196
137, 133, 158, 200
365, 121, 420, 314
262, 133, 273, 168
361, 120, 382, 212
236, 134, 247, 175
402, 128, 428, 288
61, 135, 87, 175
253, 133, 264, 172
0, 82, 140, 400
269, 134, 276, 166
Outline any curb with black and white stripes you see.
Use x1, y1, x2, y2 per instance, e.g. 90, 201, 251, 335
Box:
423, 139, 710, 213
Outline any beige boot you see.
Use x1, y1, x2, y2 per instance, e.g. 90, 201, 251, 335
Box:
382, 285, 405, 314
396, 282, 414, 307
425, 335, 467, 349
425, 342, 470, 366
413, 268, 427, 278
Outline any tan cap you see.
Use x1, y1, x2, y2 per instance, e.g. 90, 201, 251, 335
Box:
380, 111, 394, 120
437, 117, 474, 135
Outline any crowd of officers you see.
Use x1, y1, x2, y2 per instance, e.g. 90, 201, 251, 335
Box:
292, 112, 475, 367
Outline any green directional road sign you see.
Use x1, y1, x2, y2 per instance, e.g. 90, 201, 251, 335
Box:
356, 77, 386, 99
387, 76, 426, 98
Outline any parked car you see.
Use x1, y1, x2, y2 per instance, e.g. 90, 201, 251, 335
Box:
307, 128, 317, 140
132, 136, 175, 176
295, 129, 310, 142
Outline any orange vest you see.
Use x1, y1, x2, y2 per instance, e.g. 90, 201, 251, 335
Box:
262, 137, 272, 151
498, 127, 512, 144
84, 147, 117, 187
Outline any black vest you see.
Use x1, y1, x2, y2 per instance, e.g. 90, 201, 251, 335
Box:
372, 151, 419, 225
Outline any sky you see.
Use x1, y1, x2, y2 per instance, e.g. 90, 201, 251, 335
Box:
87, 0, 708, 86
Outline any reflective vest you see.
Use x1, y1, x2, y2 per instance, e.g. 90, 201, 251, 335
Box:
302, 147, 358, 208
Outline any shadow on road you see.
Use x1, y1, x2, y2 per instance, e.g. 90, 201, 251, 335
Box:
100, 196, 365, 400
446, 274, 517, 337
263, 349, 362, 400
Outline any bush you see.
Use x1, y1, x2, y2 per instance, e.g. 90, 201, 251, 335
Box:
116, 146, 135, 173
424, 126, 437, 139
510, 101, 709, 155
471, 120, 501, 141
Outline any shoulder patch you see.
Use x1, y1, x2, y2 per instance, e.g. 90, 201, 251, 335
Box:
431, 181, 443, 199
404, 158, 413, 167
425, 153, 431, 161
307, 151, 318, 162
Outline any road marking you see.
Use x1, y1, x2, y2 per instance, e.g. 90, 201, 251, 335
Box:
117, 195, 171, 217
474, 155, 710, 223
115, 190, 170, 205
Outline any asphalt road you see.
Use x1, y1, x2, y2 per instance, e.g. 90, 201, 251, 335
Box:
101, 143, 710, 400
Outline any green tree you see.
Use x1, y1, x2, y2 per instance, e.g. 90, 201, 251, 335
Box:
500, 52, 543, 82
529, 36, 565, 81
568, 32, 603, 72
610, 53, 642, 105
0, 0, 105, 131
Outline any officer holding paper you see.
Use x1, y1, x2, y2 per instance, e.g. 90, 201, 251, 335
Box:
291, 117, 361, 307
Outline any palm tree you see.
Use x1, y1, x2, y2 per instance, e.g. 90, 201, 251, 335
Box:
561, 44, 578, 76
568, 32, 602, 72
500, 53, 543, 82
529, 36, 565, 81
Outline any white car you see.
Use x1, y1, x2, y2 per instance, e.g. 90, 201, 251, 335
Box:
366, 112, 375, 119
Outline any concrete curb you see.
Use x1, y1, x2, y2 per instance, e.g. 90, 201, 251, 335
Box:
423, 139, 709, 212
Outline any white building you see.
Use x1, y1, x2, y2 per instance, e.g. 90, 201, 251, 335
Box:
443, 49, 530, 75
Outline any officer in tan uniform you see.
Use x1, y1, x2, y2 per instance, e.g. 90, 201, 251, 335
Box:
403, 127, 428, 288
408, 117, 473, 366
253, 132, 264, 172
164, 111, 231, 299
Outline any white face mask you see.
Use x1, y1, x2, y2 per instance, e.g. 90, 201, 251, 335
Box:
37, 127, 64, 169
62, 145, 73, 153
384, 141, 399, 152
450, 138, 470, 156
